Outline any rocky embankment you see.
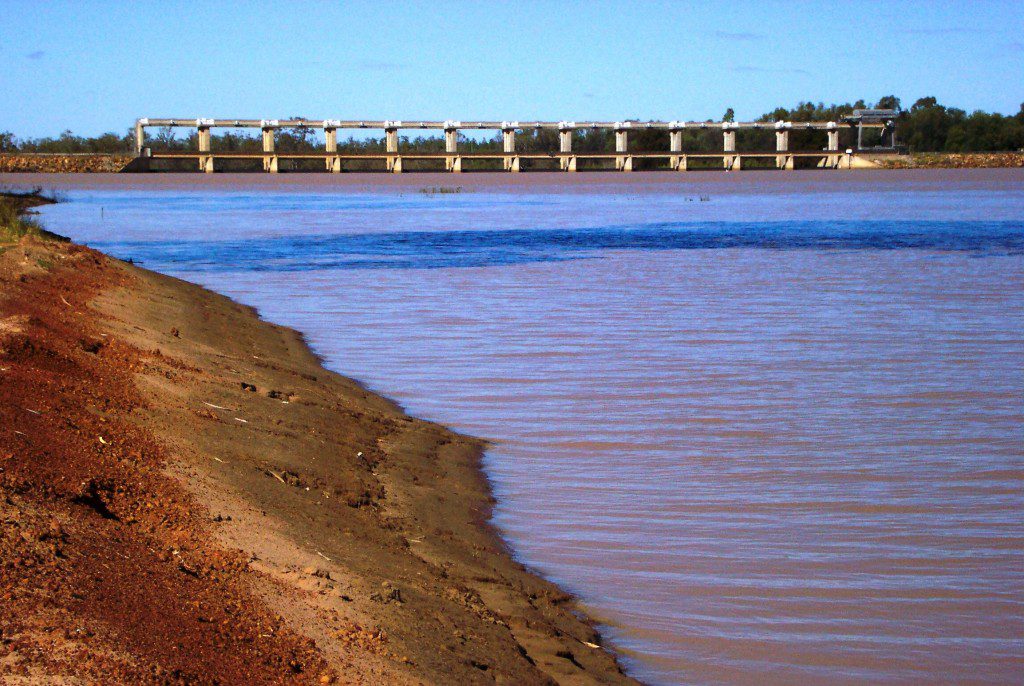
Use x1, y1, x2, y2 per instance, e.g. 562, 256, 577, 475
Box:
0, 154, 133, 173
0, 212, 636, 683
874, 152, 1024, 169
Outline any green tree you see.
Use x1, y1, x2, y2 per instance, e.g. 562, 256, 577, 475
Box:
876, 95, 902, 111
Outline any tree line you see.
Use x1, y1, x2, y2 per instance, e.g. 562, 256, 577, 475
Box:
2, 97, 1022, 155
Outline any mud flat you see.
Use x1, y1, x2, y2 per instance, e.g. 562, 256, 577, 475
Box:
0, 227, 636, 684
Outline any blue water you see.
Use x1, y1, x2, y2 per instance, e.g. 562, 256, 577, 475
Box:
87, 220, 1024, 272
29, 171, 1024, 685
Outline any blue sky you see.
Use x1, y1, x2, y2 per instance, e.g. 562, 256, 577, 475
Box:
1, 0, 1022, 138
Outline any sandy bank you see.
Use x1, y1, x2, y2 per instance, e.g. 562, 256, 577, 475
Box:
0, 231, 636, 684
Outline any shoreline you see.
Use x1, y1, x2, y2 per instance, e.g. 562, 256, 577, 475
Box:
0, 228, 637, 683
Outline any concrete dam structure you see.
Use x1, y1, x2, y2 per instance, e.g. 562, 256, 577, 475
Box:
131, 112, 897, 173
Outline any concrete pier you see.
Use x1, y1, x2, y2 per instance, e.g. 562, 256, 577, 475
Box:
261, 120, 277, 173
669, 123, 684, 171
324, 120, 340, 172
502, 122, 519, 172
130, 115, 892, 173
197, 119, 214, 173
614, 123, 631, 172
824, 121, 841, 167
135, 119, 146, 155
775, 122, 793, 170
826, 122, 840, 151
384, 121, 401, 173
559, 122, 575, 171
443, 121, 461, 172
722, 123, 739, 170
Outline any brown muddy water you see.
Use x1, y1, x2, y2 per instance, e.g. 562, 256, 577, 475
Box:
19, 170, 1024, 684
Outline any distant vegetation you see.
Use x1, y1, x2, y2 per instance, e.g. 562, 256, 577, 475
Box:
1, 97, 1022, 155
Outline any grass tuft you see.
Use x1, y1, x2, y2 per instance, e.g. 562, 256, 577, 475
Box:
0, 188, 60, 243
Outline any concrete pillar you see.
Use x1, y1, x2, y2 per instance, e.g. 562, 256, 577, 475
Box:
443, 120, 459, 172
444, 121, 459, 153
614, 124, 629, 152
195, 119, 214, 173
260, 120, 277, 173
825, 122, 840, 168
323, 120, 340, 172
325, 128, 338, 172
775, 122, 791, 170
134, 119, 146, 155
196, 118, 214, 149
669, 128, 683, 153
385, 124, 400, 153
669, 122, 684, 170
557, 122, 574, 171
385, 128, 400, 171
502, 122, 519, 172
502, 127, 516, 153
775, 129, 789, 152
197, 127, 212, 173
558, 122, 574, 153
197, 127, 211, 152
614, 122, 631, 172
723, 126, 736, 153
559, 131, 573, 152
722, 123, 737, 170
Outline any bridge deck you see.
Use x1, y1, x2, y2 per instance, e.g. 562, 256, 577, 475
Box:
140, 118, 887, 131
150, 151, 844, 159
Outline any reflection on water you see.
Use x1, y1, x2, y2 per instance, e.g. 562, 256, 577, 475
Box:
36, 172, 1024, 685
